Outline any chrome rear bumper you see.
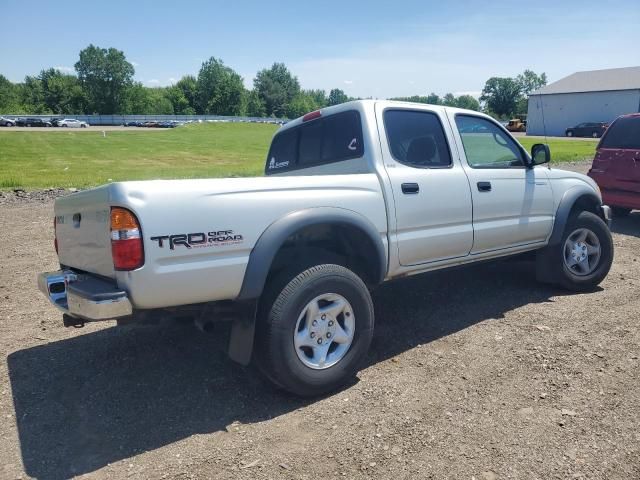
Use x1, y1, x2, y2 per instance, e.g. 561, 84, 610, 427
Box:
37, 270, 132, 321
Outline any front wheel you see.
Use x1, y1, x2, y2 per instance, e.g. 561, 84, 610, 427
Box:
566, 131, 573, 137
255, 264, 374, 397
547, 211, 613, 291
592, 131, 598, 138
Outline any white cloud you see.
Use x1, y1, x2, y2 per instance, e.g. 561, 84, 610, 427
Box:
131, 61, 140, 67
290, 13, 639, 99
343, 80, 353, 85
147, 79, 160, 85
168, 77, 177, 84
54, 66, 74, 73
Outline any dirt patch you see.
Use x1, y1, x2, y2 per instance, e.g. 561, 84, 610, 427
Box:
1, 171, 639, 479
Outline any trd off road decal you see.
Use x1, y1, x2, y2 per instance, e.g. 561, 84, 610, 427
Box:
150, 230, 243, 250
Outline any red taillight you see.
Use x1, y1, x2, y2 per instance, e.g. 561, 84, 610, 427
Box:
110, 207, 144, 270
53, 217, 58, 254
302, 110, 321, 122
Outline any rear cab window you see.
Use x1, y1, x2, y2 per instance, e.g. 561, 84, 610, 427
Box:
600, 116, 640, 149
265, 110, 364, 174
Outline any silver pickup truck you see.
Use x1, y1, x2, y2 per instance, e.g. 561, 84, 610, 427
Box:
38, 100, 613, 395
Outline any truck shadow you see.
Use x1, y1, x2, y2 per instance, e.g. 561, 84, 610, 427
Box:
610, 211, 640, 238
8, 260, 570, 479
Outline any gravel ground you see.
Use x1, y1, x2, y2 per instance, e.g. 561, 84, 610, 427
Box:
1, 162, 639, 480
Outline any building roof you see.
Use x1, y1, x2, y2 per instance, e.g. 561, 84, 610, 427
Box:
530, 66, 640, 95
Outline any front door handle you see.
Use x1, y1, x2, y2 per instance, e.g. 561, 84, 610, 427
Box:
401, 183, 420, 194
477, 181, 492, 192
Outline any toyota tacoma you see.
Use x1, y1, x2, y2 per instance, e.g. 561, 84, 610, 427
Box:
38, 100, 613, 396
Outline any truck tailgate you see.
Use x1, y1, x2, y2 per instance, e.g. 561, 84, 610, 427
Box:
55, 185, 115, 278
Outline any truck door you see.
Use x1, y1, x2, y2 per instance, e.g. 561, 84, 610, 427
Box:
376, 104, 473, 266
447, 112, 554, 253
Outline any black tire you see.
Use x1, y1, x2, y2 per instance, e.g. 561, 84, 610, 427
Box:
545, 211, 613, 292
611, 206, 631, 217
566, 131, 573, 137
255, 264, 374, 397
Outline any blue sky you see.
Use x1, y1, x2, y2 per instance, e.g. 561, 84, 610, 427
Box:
1, 0, 639, 98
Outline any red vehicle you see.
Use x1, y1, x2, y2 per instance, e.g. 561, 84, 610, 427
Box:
588, 113, 640, 216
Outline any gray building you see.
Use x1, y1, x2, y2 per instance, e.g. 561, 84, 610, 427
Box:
527, 66, 640, 136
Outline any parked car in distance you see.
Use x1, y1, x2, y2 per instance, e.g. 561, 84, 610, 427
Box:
588, 113, 640, 216
159, 121, 180, 128
58, 118, 88, 128
125, 121, 143, 127
15, 117, 52, 127
49, 117, 65, 127
566, 122, 607, 138
0, 116, 15, 127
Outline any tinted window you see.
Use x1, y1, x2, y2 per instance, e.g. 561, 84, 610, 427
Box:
267, 128, 297, 171
383, 110, 452, 168
265, 110, 363, 174
600, 117, 640, 149
298, 120, 323, 165
455, 115, 524, 168
321, 111, 363, 162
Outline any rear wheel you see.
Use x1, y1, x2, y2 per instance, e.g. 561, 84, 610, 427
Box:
255, 264, 374, 397
541, 211, 613, 291
612, 206, 631, 217
566, 131, 573, 137
592, 131, 598, 138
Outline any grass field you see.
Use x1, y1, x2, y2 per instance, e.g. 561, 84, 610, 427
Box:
517, 137, 597, 164
0, 124, 597, 189
0, 123, 278, 189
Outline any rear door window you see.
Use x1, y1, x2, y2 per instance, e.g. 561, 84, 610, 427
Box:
600, 117, 640, 149
383, 110, 452, 168
265, 110, 364, 174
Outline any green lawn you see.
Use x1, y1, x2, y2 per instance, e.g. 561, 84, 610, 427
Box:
0, 124, 597, 190
517, 137, 597, 164
0, 123, 278, 189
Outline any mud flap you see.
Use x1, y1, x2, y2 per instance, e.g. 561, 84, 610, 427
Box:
227, 300, 257, 366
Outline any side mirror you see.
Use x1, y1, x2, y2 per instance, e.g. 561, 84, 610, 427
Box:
531, 143, 551, 166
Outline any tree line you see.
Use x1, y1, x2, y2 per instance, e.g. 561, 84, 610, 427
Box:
0, 44, 545, 119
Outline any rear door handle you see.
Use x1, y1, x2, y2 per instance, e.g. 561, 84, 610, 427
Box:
477, 181, 492, 192
401, 183, 420, 194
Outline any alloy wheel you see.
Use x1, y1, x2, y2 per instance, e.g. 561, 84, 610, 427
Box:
293, 293, 355, 370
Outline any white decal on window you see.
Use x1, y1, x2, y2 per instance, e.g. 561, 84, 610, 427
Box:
348, 138, 357, 151
269, 157, 290, 169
